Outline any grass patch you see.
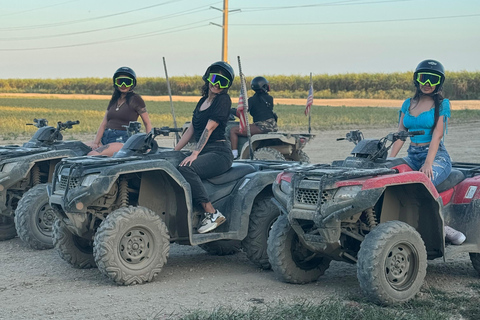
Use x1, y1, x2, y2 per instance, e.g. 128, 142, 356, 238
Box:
150, 292, 480, 320
1, 97, 480, 137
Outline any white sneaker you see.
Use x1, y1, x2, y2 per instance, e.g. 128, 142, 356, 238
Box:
444, 226, 466, 245
198, 210, 226, 234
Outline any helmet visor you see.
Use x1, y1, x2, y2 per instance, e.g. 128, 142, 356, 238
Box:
115, 77, 134, 87
207, 73, 230, 88
416, 72, 442, 86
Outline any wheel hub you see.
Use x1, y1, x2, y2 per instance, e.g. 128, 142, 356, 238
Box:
37, 204, 56, 236
120, 229, 152, 264
385, 244, 415, 288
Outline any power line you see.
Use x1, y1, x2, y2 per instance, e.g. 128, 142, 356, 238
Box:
0, 18, 214, 51
0, 0, 192, 31
0, 6, 214, 41
0, 0, 80, 18
230, 13, 480, 26
232, 0, 412, 12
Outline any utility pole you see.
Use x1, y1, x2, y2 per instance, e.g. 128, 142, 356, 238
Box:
210, 0, 239, 62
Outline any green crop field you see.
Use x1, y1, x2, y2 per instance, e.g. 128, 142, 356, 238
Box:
1, 96, 480, 140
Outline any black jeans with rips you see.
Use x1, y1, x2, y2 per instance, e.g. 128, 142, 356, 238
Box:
177, 141, 233, 206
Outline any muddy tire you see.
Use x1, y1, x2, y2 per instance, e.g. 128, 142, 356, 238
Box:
15, 184, 55, 250
357, 220, 427, 305
469, 253, 480, 276
0, 215, 17, 241
199, 240, 242, 256
94, 206, 170, 285
242, 196, 280, 269
267, 214, 331, 283
53, 219, 96, 269
291, 150, 310, 163
253, 147, 286, 161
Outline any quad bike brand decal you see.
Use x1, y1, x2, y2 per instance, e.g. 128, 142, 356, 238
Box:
465, 186, 478, 199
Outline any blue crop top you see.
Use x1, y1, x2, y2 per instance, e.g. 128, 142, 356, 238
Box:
400, 98, 450, 143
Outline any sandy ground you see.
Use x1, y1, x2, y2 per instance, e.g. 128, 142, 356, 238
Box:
1, 93, 479, 110
1, 123, 480, 319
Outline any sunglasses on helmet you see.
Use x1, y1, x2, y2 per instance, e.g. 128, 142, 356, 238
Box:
416, 72, 442, 86
207, 73, 231, 88
115, 77, 134, 88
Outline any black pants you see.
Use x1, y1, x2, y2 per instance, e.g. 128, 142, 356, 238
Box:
178, 141, 233, 206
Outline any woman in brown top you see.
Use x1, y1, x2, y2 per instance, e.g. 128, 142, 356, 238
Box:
88, 67, 152, 156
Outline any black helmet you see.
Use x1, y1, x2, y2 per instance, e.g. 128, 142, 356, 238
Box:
113, 66, 137, 89
202, 61, 235, 87
413, 59, 445, 93
251, 76, 270, 93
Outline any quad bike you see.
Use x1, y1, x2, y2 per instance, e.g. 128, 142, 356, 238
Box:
48, 126, 300, 285
3, 120, 142, 250
181, 121, 314, 162
0, 119, 91, 247
268, 129, 480, 305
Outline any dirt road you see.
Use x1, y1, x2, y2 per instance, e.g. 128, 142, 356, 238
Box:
1, 124, 480, 320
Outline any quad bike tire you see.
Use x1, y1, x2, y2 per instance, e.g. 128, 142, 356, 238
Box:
0, 215, 17, 241
469, 253, 480, 276
253, 147, 286, 161
199, 240, 242, 256
53, 219, 96, 269
357, 220, 427, 305
94, 206, 170, 285
15, 184, 55, 250
291, 150, 310, 163
267, 214, 331, 283
242, 196, 280, 269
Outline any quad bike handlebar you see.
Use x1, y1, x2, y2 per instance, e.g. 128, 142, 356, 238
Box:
26, 118, 49, 128
57, 120, 80, 130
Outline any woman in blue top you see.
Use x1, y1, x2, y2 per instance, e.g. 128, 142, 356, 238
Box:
390, 59, 465, 245
174, 61, 234, 234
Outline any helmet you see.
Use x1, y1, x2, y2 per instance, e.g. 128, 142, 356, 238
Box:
113, 66, 137, 89
202, 61, 235, 87
413, 59, 445, 93
251, 76, 270, 93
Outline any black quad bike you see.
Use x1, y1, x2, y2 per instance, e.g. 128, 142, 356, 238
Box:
268, 130, 480, 305
0, 119, 91, 247
48, 126, 299, 285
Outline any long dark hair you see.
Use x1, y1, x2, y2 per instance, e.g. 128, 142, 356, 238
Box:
108, 89, 135, 109
412, 88, 445, 131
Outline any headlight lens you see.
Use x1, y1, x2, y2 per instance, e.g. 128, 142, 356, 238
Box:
1, 162, 17, 173
81, 174, 100, 187
280, 180, 292, 195
334, 185, 362, 201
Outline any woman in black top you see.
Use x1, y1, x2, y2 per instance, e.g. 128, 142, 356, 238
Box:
88, 67, 152, 156
174, 61, 234, 234
230, 76, 277, 158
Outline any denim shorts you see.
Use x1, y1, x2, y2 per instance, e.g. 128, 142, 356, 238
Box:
403, 141, 452, 186
101, 128, 128, 144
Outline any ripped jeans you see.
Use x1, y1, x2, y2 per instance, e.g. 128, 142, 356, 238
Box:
403, 142, 452, 186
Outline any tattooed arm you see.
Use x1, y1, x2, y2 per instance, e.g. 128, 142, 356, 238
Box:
179, 120, 219, 166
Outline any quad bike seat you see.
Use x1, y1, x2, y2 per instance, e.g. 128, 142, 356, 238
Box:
206, 162, 256, 185
436, 169, 465, 193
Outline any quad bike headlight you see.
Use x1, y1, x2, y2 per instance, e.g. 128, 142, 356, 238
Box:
280, 180, 292, 195
1, 162, 17, 173
81, 174, 100, 187
334, 185, 362, 201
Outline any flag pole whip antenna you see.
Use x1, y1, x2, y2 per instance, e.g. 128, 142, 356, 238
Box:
308, 72, 312, 134
162, 57, 180, 144
237, 56, 254, 160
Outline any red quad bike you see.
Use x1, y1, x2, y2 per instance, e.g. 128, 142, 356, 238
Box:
268, 129, 480, 305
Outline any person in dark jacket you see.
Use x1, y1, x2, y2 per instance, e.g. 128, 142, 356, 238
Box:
230, 76, 277, 158
174, 61, 235, 233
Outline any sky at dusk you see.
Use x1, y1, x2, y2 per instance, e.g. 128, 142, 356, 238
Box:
1, 0, 479, 79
